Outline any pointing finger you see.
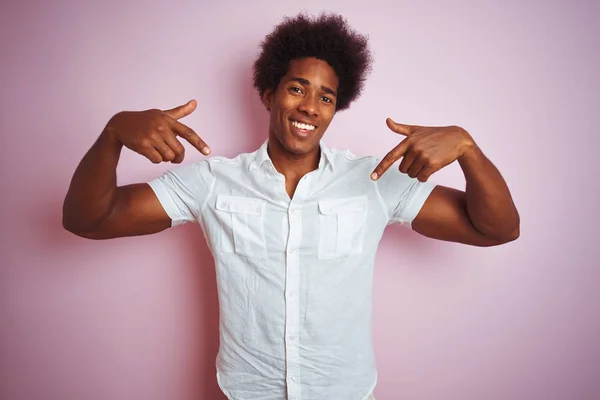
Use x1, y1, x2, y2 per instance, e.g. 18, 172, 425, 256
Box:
169, 118, 211, 155
371, 138, 409, 180
386, 118, 413, 136
164, 99, 197, 120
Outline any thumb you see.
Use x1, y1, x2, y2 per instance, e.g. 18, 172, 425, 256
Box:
386, 117, 412, 136
164, 99, 197, 120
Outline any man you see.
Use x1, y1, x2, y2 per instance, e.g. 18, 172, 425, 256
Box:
63, 12, 519, 400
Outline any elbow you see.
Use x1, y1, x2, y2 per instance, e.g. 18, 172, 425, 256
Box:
504, 213, 521, 242
62, 213, 104, 240
491, 223, 520, 246
502, 225, 520, 243
487, 210, 521, 245
62, 217, 90, 239
62, 212, 80, 235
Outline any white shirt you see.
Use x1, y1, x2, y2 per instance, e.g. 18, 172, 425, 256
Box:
148, 140, 436, 400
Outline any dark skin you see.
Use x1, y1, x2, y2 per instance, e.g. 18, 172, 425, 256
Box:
261, 58, 339, 198
63, 56, 519, 246
372, 120, 520, 245
62, 101, 207, 239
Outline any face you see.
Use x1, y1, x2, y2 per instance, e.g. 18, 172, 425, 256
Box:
262, 57, 339, 157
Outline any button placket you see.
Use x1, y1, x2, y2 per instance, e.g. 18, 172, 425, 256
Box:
285, 202, 302, 400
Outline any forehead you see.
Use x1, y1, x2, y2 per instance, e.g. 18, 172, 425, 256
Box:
284, 57, 339, 89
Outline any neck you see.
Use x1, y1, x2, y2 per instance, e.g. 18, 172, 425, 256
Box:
267, 138, 321, 181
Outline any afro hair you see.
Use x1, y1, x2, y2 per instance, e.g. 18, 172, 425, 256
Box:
253, 12, 373, 111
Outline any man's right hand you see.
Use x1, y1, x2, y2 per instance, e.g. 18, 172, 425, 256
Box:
104, 99, 210, 164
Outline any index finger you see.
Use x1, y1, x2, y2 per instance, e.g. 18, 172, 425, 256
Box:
371, 139, 409, 181
169, 118, 211, 155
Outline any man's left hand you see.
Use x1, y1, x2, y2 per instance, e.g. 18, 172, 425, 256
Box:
371, 118, 476, 182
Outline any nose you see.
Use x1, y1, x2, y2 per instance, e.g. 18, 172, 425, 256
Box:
298, 93, 319, 116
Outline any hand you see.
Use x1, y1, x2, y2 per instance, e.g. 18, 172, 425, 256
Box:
104, 99, 210, 164
371, 118, 475, 182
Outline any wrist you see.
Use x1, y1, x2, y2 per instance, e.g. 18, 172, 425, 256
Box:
100, 114, 124, 148
456, 128, 478, 162
98, 131, 123, 156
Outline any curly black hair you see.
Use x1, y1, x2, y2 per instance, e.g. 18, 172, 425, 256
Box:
253, 12, 373, 111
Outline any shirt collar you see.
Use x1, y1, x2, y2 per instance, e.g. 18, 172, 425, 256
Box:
249, 139, 335, 172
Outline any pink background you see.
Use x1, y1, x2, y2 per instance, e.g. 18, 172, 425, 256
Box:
1, 1, 598, 399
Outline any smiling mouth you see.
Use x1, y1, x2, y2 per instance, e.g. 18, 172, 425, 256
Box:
290, 120, 317, 132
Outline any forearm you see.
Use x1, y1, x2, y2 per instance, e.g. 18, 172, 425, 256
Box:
458, 143, 520, 241
62, 129, 123, 233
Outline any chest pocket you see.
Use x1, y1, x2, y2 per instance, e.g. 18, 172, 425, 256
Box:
318, 196, 368, 260
216, 195, 267, 259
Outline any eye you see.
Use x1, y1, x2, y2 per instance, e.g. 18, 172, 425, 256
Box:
321, 96, 333, 104
289, 86, 303, 94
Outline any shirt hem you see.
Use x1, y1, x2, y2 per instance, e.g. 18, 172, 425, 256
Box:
147, 179, 185, 227
403, 181, 437, 229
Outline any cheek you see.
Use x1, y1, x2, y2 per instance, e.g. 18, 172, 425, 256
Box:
321, 110, 335, 128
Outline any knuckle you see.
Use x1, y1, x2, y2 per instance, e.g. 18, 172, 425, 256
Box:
173, 143, 185, 155
412, 145, 425, 155
138, 138, 153, 149
162, 148, 175, 160
148, 131, 165, 143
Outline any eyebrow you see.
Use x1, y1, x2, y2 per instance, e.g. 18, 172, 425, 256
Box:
290, 77, 338, 97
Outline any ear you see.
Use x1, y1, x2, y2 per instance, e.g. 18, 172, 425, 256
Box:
261, 88, 273, 112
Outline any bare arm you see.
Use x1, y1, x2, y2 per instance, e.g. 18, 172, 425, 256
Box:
372, 119, 519, 247
411, 143, 520, 246
61, 130, 170, 239
62, 100, 210, 240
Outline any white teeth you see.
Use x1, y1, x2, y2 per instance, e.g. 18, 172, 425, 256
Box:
292, 120, 315, 131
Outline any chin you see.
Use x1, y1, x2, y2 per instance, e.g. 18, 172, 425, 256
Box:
283, 135, 318, 155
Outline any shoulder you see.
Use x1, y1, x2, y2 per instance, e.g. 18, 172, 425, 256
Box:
326, 145, 430, 192
206, 149, 257, 171
325, 145, 381, 171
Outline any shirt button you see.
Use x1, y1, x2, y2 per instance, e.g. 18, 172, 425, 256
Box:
290, 375, 297, 382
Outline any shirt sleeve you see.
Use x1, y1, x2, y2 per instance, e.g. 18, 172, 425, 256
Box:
375, 165, 437, 228
147, 160, 214, 227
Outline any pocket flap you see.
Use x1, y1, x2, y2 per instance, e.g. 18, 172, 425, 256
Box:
318, 196, 366, 215
216, 195, 265, 215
